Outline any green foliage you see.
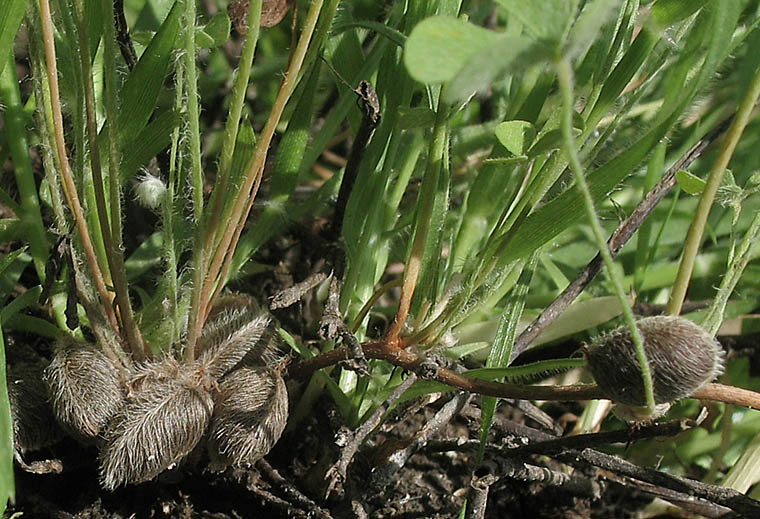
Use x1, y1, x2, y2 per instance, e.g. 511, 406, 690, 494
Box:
4, 0, 760, 505
0, 327, 13, 514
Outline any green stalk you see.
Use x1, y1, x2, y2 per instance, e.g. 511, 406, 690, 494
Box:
386, 89, 449, 342
0, 326, 14, 511
633, 141, 665, 292
37, 0, 121, 338
101, 0, 148, 360
73, 0, 113, 266
183, 0, 207, 363
556, 58, 655, 413
163, 56, 185, 351
189, 0, 326, 357
702, 208, 760, 336
205, 0, 262, 250
667, 64, 760, 316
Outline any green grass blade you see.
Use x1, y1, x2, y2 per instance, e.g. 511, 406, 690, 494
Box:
121, 110, 181, 182
0, 0, 27, 78
478, 253, 537, 460
0, 326, 14, 513
497, 2, 740, 266
116, 0, 182, 147
0, 286, 43, 325
0, 54, 50, 280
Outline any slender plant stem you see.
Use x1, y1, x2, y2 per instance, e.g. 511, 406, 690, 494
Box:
511, 113, 735, 360
101, 0, 149, 359
193, 0, 325, 356
163, 60, 184, 351
556, 58, 655, 413
386, 90, 449, 343
37, 0, 121, 338
667, 66, 760, 316
702, 209, 760, 336
72, 0, 114, 274
183, 0, 207, 363
288, 341, 760, 413
205, 0, 263, 252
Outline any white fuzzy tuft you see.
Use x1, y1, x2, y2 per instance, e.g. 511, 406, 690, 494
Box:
134, 173, 167, 209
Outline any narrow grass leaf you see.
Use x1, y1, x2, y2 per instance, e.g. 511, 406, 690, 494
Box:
117, 0, 182, 146
121, 110, 181, 182
397, 106, 436, 130
0, 220, 23, 242
499, 3, 739, 265
0, 0, 27, 78
634, 141, 666, 292
467, 358, 586, 382
269, 62, 319, 200
479, 253, 537, 460
332, 21, 407, 48
0, 250, 29, 305
0, 286, 42, 325
220, 118, 256, 219
650, 0, 708, 28
3, 315, 62, 338
0, 57, 49, 279
0, 326, 14, 513
565, 0, 619, 61
125, 232, 164, 281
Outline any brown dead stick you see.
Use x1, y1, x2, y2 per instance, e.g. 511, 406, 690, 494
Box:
563, 448, 760, 517
324, 372, 418, 498
369, 392, 473, 491
288, 342, 760, 411
257, 459, 332, 519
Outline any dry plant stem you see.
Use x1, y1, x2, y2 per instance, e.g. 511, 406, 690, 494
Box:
370, 392, 472, 490
557, 58, 655, 413
327, 81, 381, 240
199, 0, 325, 345
289, 341, 760, 411
231, 466, 334, 518
667, 66, 760, 316
113, 0, 137, 69
511, 111, 736, 361
465, 472, 498, 519
599, 470, 731, 519
257, 459, 333, 519
565, 448, 760, 516
269, 271, 328, 310
37, 0, 120, 337
325, 373, 418, 498
508, 418, 695, 456
692, 383, 760, 410
434, 439, 748, 517
484, 457, 595, 495
320, 276, 368, 374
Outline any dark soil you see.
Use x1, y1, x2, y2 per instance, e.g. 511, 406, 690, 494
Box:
9, 389, 658, 519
